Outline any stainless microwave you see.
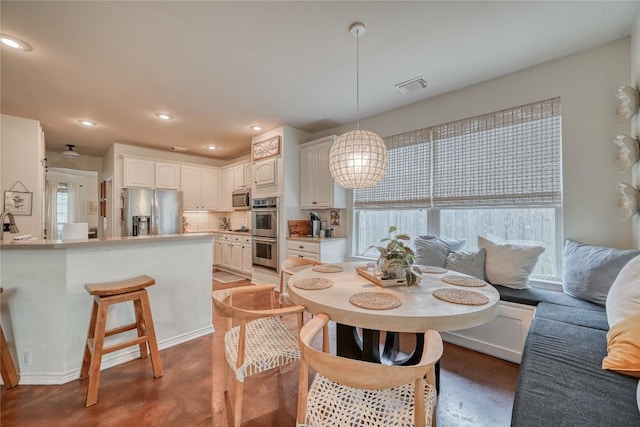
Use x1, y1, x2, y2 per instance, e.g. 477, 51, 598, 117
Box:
232, 190, 251, 210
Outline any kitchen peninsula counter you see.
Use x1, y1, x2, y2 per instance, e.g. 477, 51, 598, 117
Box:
0, 233, 214, 385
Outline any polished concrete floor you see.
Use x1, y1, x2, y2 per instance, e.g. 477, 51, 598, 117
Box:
0, 279, 519, 426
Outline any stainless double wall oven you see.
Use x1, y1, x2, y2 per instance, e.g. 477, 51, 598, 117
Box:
251, 197, 278, 271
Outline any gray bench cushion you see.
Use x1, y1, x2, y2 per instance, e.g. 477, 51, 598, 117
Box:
534, 302, 608, 331
494, 285, 604, 310
512, 315, 640, 427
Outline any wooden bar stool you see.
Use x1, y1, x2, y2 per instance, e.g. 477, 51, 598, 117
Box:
0, 288, 19, 388
80, 275, 163, 406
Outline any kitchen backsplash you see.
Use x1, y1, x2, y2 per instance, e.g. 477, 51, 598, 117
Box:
183, 211, 251, 231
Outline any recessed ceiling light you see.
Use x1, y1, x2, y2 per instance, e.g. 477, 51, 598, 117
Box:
0, 34, 31, 51
206, 145, 217, 151
78, 120, 97, 127
156, 112, 174, 121
251, 125, 263, 131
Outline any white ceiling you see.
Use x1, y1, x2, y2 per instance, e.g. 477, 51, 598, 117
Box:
1, 1, 639, 160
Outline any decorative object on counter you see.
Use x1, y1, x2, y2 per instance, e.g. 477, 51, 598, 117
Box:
288, 220, 310, 237
219, 217, 228, 230
330, 209, 341, 226
613, 134, 640, 173
329, 22, 388, 189
616, 183, 640, 221
432, 288, 489, 306
368, 226, 422, 286
252, 135, 280, 160
615, 85, 640, 124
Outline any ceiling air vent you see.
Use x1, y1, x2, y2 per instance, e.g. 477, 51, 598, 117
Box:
171, 146, 187, 152
395, 76, 429, 95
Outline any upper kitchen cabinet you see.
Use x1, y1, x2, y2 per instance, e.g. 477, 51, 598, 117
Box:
231, 161, 251, 191
154, 162, 180, 190
300, 135, 346, 209
123, 158, 154, 188
181, 165, 218, 210
219, 167, 234, 211
253, 158, 277, 187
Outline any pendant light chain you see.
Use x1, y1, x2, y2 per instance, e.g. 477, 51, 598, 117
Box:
356, 26, 360, 131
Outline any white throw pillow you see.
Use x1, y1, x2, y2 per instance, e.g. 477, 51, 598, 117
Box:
606, 254, 640, 328
478, 236, 545, 289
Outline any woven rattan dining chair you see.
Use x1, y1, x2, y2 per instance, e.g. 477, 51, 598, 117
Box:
213, 284, 305, 427
279, 257, 324, 306
297, 313, 443, 427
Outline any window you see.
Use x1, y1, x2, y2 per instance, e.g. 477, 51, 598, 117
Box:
354, 98, 562, 281
56, 183, 69, 238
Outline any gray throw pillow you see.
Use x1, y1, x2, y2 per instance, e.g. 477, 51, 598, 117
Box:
563, 239, 640, 307
414, 235, 466, 268
445, 248, 486, 279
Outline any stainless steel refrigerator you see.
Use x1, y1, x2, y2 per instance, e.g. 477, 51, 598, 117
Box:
121, 187, 183, 236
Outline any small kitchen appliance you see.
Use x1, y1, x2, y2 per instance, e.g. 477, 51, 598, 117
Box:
310, 212, 321, 237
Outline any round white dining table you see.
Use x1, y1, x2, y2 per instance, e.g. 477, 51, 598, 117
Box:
288, 261, 500, 333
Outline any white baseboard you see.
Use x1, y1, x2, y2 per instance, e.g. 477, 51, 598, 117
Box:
442, 331, 522, 364
13, 325, 214, 385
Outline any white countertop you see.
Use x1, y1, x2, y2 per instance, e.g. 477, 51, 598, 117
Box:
185, 229, 251, 236
0, 232, 216, 250
287, 236, 347, 242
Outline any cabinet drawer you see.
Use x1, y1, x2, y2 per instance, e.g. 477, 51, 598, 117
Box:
286, 240, 320, 254
287, 250, 320, 261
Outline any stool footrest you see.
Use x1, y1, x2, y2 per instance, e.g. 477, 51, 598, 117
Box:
102, 336, 150, 355
105, 322, 138, 337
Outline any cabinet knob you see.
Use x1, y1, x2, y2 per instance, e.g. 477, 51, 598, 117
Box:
298, 255, 303, 258
299, 245, 304, 249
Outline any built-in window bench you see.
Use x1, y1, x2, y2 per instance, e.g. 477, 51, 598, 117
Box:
441, 284, 596, 364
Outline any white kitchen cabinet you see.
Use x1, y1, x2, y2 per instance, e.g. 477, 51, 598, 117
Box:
253, 157, 277, 187
221, 238, 233, 269
231, 241, 243, 271
285, 238, 347, 263
230, 161, 252, 190
214, 238, 222, 266
220, 167, 234, 210
242, 239, 253, 275
299, 136, 346, 208
124, 158, 155, 188
155, 162, 180, 190
180, 165, 218, 210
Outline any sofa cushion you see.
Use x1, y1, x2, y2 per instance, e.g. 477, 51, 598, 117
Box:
563, 239, 640, 307
534, 302, 608, 331
414, 235, 465, 268
606, 254, 640, 328
602, 313, 640, 378
512, 315, 640, 427
445, 248, 485, 279
494, 285, 605, 310
478, 236, 544, 289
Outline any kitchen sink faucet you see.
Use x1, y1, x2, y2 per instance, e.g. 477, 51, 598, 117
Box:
0, 211, 19, 240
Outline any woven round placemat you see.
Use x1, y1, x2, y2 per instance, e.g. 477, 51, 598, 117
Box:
311, 264, 344, 273
349, 292, 402, 310
420, 266, 448, 274
432, 288, 489, 306
292, 278, 333, 290
441, 274, 487, 287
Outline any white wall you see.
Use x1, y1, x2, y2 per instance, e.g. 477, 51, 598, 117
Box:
46, 169, 99, 227
314, 37, 634, 250
631, 14, 640, 246
0, 114, 45, 239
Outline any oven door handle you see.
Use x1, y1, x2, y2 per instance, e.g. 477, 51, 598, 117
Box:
252, 236, 277, 243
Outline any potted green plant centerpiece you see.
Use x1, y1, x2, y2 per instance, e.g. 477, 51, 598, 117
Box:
369, 226, 422, 286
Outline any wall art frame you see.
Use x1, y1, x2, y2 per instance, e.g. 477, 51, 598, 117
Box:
252, 135, 281, 160
4, 190, 33, 216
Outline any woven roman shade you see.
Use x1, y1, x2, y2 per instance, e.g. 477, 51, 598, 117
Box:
355, 97, 562, 208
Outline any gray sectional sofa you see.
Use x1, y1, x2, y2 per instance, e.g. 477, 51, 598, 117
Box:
495, 286, 640, 426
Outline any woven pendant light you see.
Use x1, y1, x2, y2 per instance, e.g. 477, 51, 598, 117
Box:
329, 22, 387, 189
